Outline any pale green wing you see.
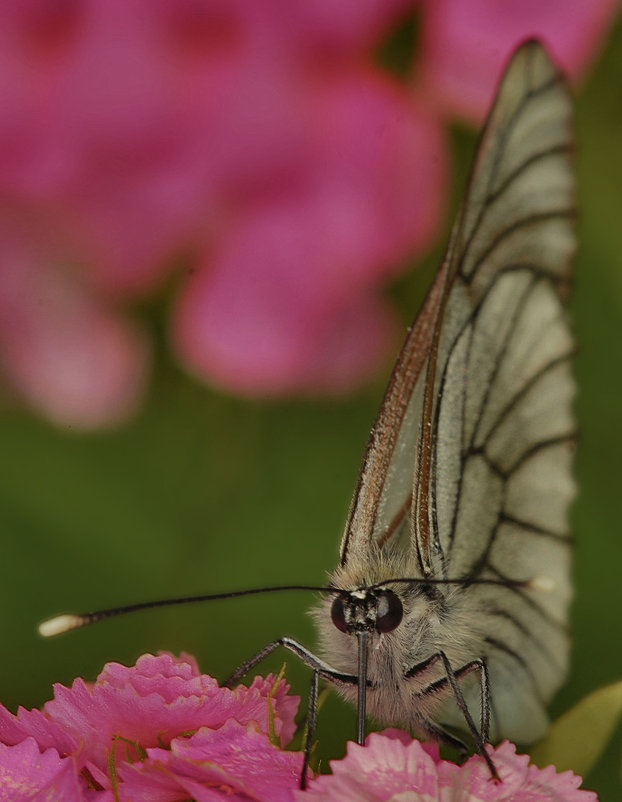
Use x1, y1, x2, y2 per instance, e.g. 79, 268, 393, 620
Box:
340, 41, 576, 741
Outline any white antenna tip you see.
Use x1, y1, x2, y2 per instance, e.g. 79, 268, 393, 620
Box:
38, 614, 85, 638
528, 575, 556, 593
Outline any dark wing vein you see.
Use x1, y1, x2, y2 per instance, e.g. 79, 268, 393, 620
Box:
462, 208, 576, 284
486, 564, 570, 632
475, 348, 576, 451
498, 512, 573, 543
482, 606, 566, 671
484, 636, 548, 706
500, 433, 577, 479
487, 143, 573, 207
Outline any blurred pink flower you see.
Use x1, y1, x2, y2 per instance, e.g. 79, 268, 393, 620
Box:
0, 0, 444, 424
173, 72, 443, 394
0, 1, 617, 424
418, 0, 619, 120
0, 216, 149, 430
0, 652, 299, 796
299, 730, 598, 801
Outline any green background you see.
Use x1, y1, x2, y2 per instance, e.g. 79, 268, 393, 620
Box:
2, 19, 621, 800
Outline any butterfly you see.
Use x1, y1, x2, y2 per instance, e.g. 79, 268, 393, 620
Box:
226, 38, 577, 776
41, 38, 576, 785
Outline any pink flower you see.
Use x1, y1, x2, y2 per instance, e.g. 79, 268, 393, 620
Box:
0, 659, 600, 800
118, 720, 303, 802
0, 738, 89, 802
418, 0, 619, 120
0, 652, 300, 796
299, 730, 598, 801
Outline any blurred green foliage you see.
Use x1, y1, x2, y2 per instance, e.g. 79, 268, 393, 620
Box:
2, 19, 621, 800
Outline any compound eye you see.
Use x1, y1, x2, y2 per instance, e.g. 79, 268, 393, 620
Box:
330, 596, 348, 633
376, 590, 403, 633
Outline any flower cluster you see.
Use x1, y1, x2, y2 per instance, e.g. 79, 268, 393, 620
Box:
0, 653, 301, 800
0, 0, 616, 427
0, 653, 598, 801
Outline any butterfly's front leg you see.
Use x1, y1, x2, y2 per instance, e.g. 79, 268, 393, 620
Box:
224, 638, 361, 790
223, 635, 359, 687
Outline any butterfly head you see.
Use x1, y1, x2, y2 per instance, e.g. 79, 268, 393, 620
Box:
330, 588, 403, 636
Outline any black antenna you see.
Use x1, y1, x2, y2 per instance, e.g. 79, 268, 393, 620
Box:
38, 584, 335, 637
38, 575, 553, 636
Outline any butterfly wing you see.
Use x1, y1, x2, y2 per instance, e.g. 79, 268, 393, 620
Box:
339, 40, 576, 742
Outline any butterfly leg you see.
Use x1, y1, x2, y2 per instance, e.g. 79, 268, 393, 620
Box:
300, 669, 319, 790
437, 653, 498, 780
407, 653, 491, 741
406, 652, 498, 781
223, 636, 359, 687
224, 637, 361, 789
416, 716, 470, 753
